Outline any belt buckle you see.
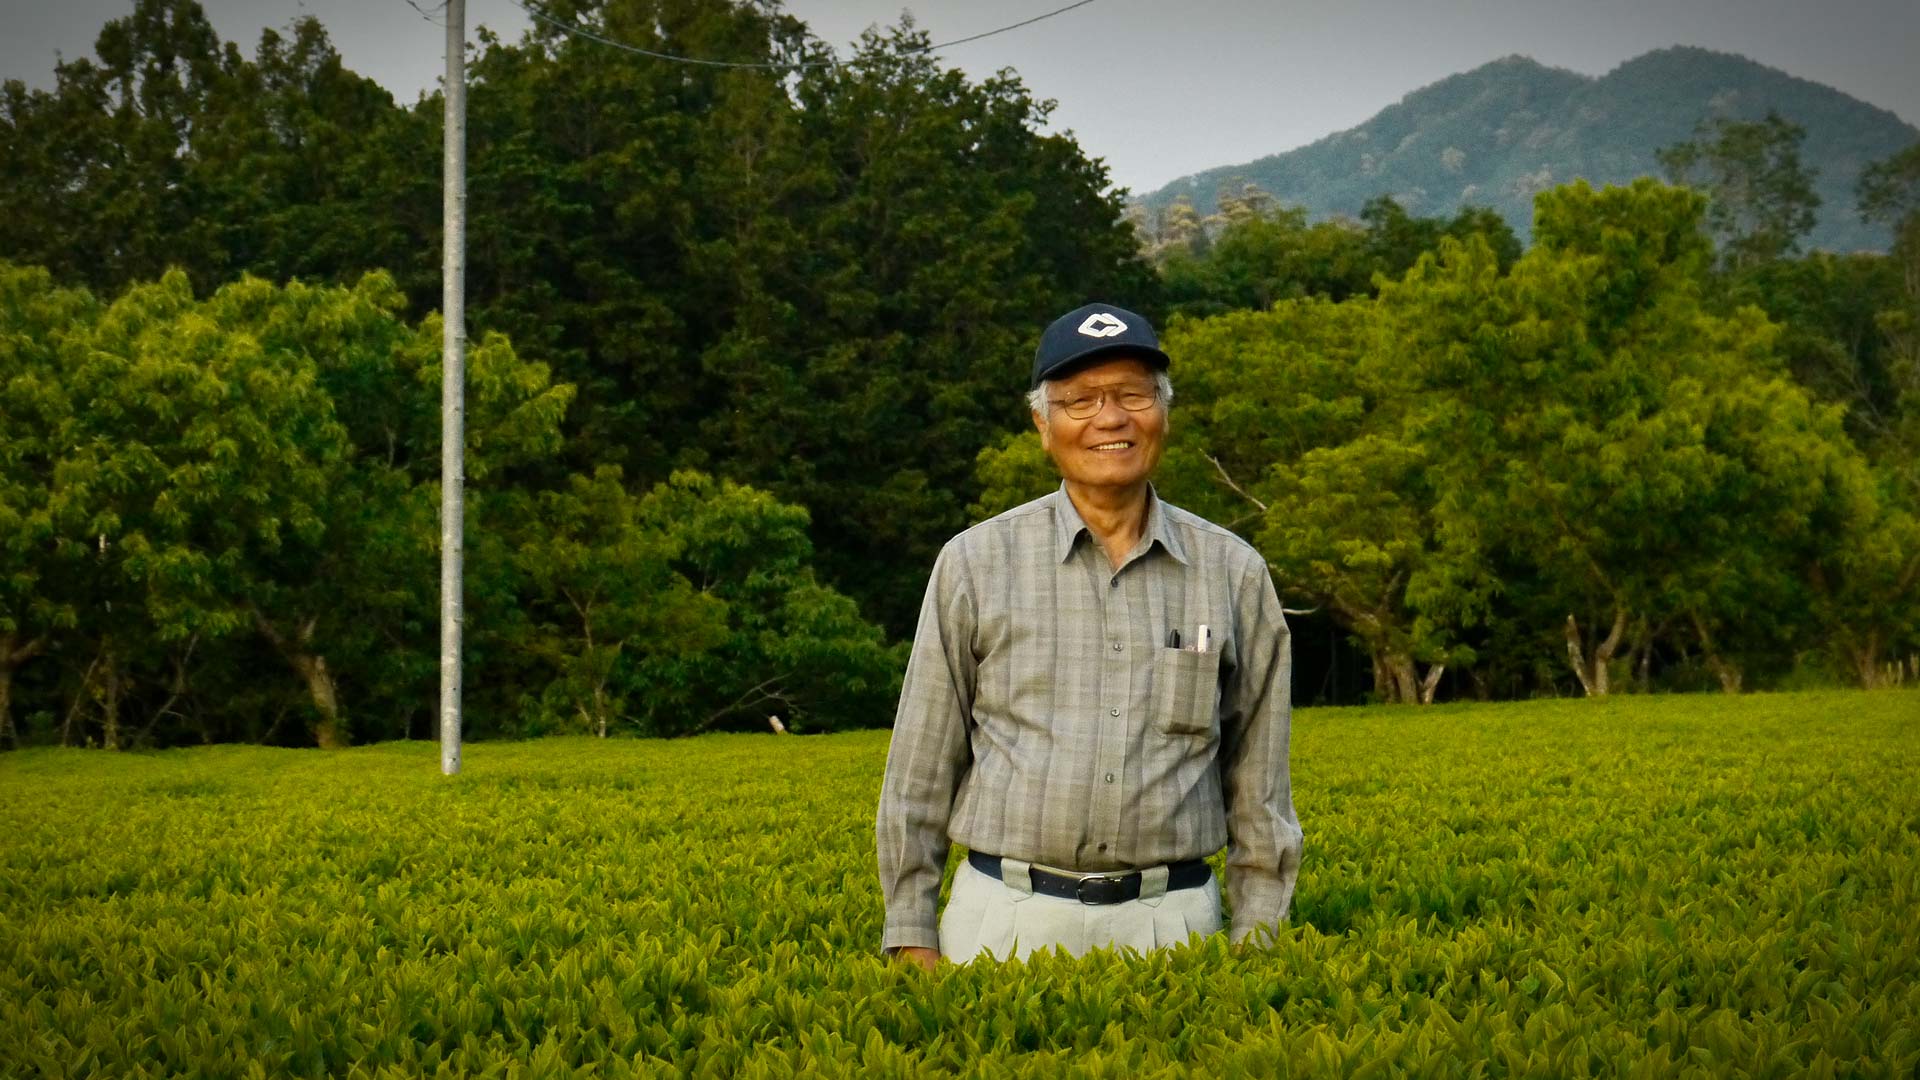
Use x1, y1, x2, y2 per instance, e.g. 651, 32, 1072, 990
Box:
1075, 873, 1128, 905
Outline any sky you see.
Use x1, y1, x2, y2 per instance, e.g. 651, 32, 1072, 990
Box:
5, 0, 1918, 196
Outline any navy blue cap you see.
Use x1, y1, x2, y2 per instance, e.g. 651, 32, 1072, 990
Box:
1031, 302, 1170, 388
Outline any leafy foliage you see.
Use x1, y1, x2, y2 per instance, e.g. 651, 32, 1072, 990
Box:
7, 3, 1917, 717
1144, 189, 1520, 319
0, 269, 893, 747
1658, 111, 1821, 268
0, 0, 1159, 637
1113, 179, 1915, 701
1852, 142, 1920, 500
2, 692, 1916, 1075
1160, 298, 1470, 704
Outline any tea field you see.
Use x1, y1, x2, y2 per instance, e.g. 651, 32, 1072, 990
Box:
3, 691, 1917, 1077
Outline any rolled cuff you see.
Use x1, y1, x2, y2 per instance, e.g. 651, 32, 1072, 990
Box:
881, 922, 941, 952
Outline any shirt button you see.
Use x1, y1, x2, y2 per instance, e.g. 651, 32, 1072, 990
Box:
1111, 642, 1122, 652
1109, 579, 1118, 589
1105, 772, 1115, 783
1109, 708, 1120, 717
1098, 843, 1108, 852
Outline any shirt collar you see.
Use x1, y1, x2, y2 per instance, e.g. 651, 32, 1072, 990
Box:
1050, 483, 1191, 567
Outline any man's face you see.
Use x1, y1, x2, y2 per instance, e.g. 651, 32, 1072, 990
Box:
1032, 356, 1167, 494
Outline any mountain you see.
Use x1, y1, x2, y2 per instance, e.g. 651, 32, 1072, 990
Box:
1137, 47, 1918, 252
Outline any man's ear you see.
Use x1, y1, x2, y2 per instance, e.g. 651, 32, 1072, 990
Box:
1031, 409, 1051, 452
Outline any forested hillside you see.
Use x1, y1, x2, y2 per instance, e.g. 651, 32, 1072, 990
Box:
1141, 47, 1917, 252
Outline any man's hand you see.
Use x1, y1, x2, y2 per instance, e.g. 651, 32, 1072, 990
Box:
890, 946, 939, 972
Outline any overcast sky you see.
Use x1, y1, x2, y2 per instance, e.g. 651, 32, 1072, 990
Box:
6, 0, 1918, 195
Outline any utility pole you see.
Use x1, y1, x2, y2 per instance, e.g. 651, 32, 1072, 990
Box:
439, 0, 466, 776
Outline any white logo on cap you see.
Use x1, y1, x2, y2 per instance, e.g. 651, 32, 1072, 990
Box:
1077, 312, 1127, 338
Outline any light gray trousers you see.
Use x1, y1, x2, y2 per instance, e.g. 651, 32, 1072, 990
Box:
937, 858, 1223, 963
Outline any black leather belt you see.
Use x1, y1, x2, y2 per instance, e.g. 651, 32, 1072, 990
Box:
967, 851, 1211, 905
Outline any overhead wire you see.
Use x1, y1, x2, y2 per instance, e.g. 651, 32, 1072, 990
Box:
400, 0, 449, 27
508, 0, 1100, 70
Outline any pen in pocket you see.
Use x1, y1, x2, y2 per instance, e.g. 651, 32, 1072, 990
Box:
1166, 629, 1181, 649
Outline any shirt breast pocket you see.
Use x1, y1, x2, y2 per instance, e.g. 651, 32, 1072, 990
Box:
1152, 647, 1221, 737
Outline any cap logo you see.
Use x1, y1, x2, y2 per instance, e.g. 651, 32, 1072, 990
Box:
1076, 312, 1127, 338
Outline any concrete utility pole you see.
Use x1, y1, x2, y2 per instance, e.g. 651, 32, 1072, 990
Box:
439, 0, 467, 776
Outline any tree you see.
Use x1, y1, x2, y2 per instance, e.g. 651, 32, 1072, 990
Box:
1146, 196, 1211, 262
970, 432, 1058, 522
499, 467, 726, 737
1807, 476, 1920, 688
1385, 179, 1874, 694
1856, 143, 1920, 500
37, 270, 352, 747
0, 267, 100, 746
1161, 298, 1473, 704
1160, 206, 1373, 317
1153, 191, 1519, 321
624, 472, 902, 736
1361, 196, 1521, 280
679, 22, 1158, 633
220, 274, 572, 746
0, 266, 579, 748
0, 0, 399, 295
1658, 110, 1820, 269
1858, 142, 1920, 254
1718, 254, 1905, 451
6, 0, 1163, 641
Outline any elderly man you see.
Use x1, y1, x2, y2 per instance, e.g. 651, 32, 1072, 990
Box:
876, 302, 1303, 969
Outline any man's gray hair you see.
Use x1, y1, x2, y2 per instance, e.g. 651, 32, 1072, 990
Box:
1027, 369, 1174, 423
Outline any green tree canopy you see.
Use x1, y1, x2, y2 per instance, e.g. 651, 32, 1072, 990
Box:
0, 266, 895, 748
0, 0, 1162, 637
1058, 178, 1909, 702
1658, 110, 1821, 269
1151, 189, 1520, 320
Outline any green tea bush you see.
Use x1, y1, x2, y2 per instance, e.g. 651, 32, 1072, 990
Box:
3, 691, 1917, 1077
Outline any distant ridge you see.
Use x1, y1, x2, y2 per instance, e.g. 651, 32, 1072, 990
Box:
1138, 47, 1917, 252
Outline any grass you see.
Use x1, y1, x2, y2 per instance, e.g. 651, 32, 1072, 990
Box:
2, 690, 1917, 1077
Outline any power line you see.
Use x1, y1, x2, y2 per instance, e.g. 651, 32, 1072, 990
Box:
510, 0, 1100, 70
400, 0, 448, 27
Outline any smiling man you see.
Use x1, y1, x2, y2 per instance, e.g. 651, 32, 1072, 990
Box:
876, 302, 1304, 969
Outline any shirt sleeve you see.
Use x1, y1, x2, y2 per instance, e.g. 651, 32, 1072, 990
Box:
875, 542, 977, 952
1218, 556, 1304, 946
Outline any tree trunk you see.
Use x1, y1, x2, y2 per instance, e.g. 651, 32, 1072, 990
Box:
1626, 616, 1657, 694
0, 632, 45, 750
290, 652, 346, 749
1419, 664, 1446, 705
0, 664, 13, 751
1466, 667, 1492, 702
1688, 612, 1743, 694
101, 649, 121, 751
252, 609, 346, 748
1566, 609, 1628, 697
1703, 654, 1743, 694
1849, 630, 1885, 689
1381, 651, 1419, 705
62, 649, 101, 748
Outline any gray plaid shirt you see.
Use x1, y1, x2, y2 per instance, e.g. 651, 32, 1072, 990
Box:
876, 485, 1303, 950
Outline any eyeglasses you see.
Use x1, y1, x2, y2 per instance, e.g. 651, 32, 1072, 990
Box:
1048, 386, 1160, 420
